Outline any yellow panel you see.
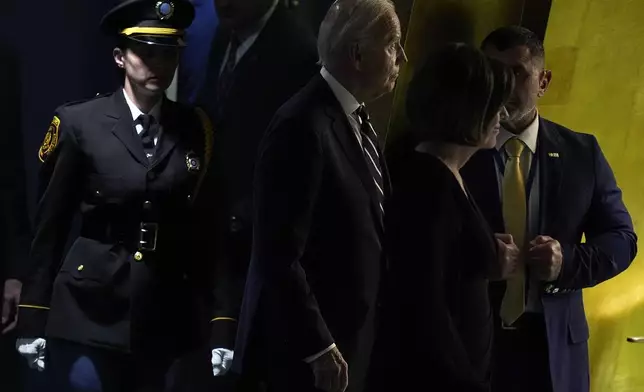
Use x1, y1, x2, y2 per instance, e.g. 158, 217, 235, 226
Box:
542, 0, 644, 390
388, 0, 523, 142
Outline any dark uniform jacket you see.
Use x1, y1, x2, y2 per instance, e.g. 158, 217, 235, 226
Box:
18, 90, 222, 356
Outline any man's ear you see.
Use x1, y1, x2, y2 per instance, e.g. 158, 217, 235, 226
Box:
113, 47, 125, 69
350, 42, 363, 71
538, 69, 552, 98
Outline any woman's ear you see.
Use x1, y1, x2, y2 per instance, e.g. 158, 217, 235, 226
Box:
113, 47, 125, 69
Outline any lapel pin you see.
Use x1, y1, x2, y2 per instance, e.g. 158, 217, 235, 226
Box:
548, 152, 560, 158
185, 151, 201, 173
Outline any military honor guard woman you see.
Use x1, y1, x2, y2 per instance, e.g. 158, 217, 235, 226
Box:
14, 1, 228, 390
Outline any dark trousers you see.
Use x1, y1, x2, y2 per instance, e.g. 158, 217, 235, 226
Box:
491, 313, 553, 392
233, 360, 320, 392
48, 339, 213, 392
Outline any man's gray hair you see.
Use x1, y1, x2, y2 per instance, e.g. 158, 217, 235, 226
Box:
317, 0, 396, 68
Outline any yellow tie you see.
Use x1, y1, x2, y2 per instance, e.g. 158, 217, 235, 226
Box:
500, 138, 527, 326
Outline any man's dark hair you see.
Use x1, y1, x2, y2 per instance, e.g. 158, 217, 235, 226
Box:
406, 42, 514, 146
481, 25, 545, 62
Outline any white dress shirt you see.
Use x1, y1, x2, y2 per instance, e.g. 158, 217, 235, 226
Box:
123, 89, 162, 146
495, 113, 544, 312
320, 67, 363, 146
219, 0, 279, 75
495, 113, 539, 175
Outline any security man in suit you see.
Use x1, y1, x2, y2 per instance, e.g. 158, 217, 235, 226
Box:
191, 1, 319, 362
14, 1, 232, 390
462, 26, 637, 392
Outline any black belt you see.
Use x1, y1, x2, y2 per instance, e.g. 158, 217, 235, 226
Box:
81, 221, 161, 252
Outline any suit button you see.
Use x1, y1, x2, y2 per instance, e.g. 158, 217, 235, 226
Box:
187, 195, 192, 202
147, 171, 157, 181
143, 200, 152, 210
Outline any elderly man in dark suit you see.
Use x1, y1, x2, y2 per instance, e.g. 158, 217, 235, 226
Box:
193, 1, 320, 357
462, 26, 637, 392
233, 1, 407, 392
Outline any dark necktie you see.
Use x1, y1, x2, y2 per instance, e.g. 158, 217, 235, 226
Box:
217, 33, 240, 104
138, 114, 159, 161
355, 105, 385, 215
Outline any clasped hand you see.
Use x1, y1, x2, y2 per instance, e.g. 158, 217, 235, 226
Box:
494, 234, 563, 282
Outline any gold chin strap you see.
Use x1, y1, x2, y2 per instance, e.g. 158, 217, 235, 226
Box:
120, 27, 182, 36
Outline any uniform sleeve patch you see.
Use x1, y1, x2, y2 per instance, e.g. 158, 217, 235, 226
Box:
38, 116, 60, 163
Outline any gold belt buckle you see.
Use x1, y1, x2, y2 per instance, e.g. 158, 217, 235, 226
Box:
139, 222, 159, 251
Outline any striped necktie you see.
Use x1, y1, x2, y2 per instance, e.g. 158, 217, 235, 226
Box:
500, 137, 527, 326
355, 105, 385, 215
138, 114, 158, 161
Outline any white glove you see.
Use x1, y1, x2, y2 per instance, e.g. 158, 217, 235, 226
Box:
211, 348, 234, 377
16, 338, 47, 372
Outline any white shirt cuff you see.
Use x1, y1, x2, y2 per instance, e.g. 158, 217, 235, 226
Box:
303, 343, 336, 363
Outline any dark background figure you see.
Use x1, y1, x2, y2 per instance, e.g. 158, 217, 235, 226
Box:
0, 11, 35, 392
462, 26, 637, 392
233, 1, 407, 392
375, 43, 516, 392
192, 0, 319, 354
177, 0, 218, 105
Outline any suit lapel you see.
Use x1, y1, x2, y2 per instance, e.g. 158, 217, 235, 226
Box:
537, 118, 564, 234
150, 98, 180, 169
107, 90, 149, 167
197, 28, 229, 111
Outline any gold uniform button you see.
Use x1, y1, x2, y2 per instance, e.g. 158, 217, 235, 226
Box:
134, 252, 144, 261
77, 265, 84, 271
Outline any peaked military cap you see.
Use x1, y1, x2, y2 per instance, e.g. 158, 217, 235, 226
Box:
100, 0, 195, 47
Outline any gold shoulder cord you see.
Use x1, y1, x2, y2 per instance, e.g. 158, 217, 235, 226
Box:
192, 108, 214, 204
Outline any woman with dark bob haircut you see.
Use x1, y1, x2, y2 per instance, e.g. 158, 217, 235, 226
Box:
374, 43, 519, 392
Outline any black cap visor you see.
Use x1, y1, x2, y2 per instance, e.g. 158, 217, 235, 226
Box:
125, 34, 186, 47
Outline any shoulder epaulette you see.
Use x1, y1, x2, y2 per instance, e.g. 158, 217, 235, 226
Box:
59, 92, 112, 110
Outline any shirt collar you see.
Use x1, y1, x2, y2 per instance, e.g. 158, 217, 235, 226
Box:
496, 112, 540, 153
123, 89, 162, 122
320, 67, 362, 117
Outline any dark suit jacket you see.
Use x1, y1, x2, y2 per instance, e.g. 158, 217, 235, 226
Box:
461, 118, 637, 392
19, 90, 215, 356
374, 151, 496, 392
194, 4, 319, 344
196, 3, 318, 216
233, 74, 389, 392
